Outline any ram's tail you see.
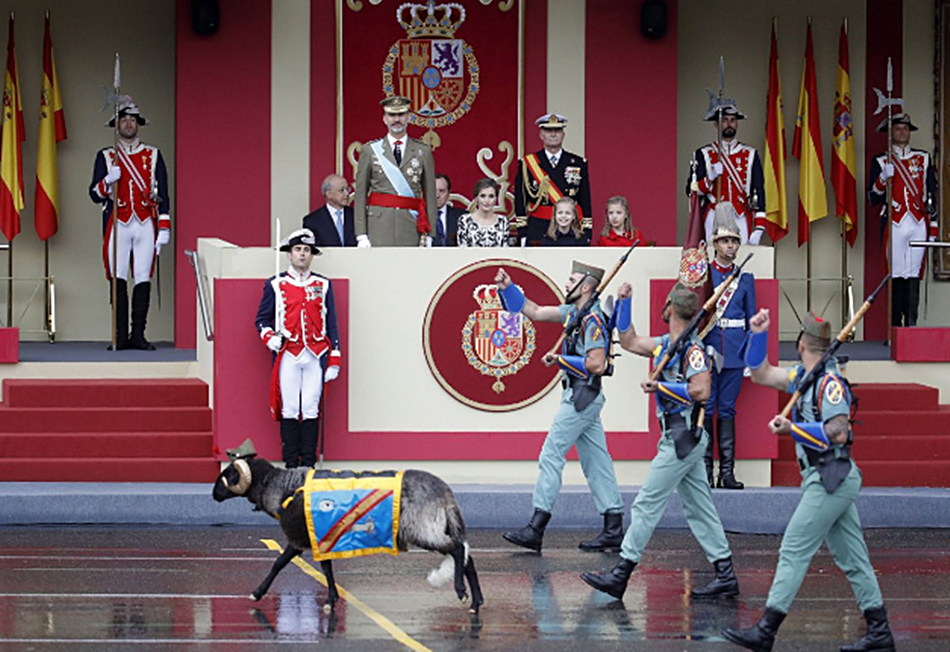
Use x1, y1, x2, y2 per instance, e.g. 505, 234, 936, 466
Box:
427, 542, 469, 588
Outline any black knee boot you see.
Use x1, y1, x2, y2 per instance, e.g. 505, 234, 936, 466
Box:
722, 607, 786, 651
891, 278, 906, 327
703, 416, 715, 488
690, 556, 739, 599
280, 418, 302, 468
503, 508, 550, 552
717, 418, 744, 489
130, 282, 156, 350
108, 279, 130, 350
907, 278, 920, 327
300, 418, 318, 468
580, 558, 637, 600
840, 606, 895, 652
578, 511, 624, 552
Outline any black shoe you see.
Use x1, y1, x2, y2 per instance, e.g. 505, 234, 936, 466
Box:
722, 607, 786, 651
580, 558, 636, 600
503, 509, 550, 552
579, 512, 624, 552
716, 418, 744, 489
691, 557, 739, 599
718, 472, 745, 490
840, 606, 896, 652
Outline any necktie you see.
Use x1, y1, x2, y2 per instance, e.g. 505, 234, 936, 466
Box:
550, 154, 558, 167
335, 209, 345, 244
436, 208, 446, 245
393, 141, 403, 166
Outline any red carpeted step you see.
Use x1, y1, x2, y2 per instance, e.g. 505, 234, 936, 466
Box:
778, 434, 950, 461
1, 379, 208, 408
0, 432, 212, 459
850, 383, 939, 411
0, 407, 212, 432
0, 458, 220, 483
772, 460, 950, 487
851, 411, 950, 436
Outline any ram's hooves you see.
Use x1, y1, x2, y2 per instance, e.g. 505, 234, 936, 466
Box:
250, 593, 261, 601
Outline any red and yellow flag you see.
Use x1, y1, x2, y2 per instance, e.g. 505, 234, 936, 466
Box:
35, 14, 67, 242
763, 23, 788, 243
831, 22, 858, 247
0, 14, 25, 243
792, 22, 827, 247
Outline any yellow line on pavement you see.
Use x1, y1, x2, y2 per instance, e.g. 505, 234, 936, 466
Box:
260, 539, 433, 652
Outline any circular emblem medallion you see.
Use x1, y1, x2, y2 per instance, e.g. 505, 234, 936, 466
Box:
423, 259, 564, 411
825, 378, 844, 405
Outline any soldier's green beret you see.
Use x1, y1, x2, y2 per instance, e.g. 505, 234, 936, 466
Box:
226, 438, 258, 461
801, 312, 832, 341
572, 261, 605, 285
666, 282, 700, 315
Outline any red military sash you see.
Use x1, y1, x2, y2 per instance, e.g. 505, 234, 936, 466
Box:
367, 191, 430, 234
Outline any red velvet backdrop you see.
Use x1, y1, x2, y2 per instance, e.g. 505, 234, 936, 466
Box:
585, 0, 678, 244
338, 0, 523, 200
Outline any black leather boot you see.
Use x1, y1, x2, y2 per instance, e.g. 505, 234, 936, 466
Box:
840, 606, 896, 652
580, 558, 637, 600
107, 279, 130, 350
691, 557, 740, 599
717, 418, 744, 489
280, 418, 302, 468
130, 282, 156, 350
722, 607, 786, 651
891, 278, 906, 327
907, 278, 920, 327
503, 508, 550, 552
300, 418, 318, 468
578, 511, 624, 552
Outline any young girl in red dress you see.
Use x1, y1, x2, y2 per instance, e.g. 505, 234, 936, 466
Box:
594, 196, 643, 247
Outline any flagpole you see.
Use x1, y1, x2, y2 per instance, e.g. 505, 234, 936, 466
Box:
5, 241, 10, 327
841, 17, 849, 330
110, 53, 119, 351
805, 16, 812, 313
716, 56, 724, 199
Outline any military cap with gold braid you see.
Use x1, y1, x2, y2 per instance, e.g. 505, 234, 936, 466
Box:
535, 113, 569, 129
381, 95, 412, 115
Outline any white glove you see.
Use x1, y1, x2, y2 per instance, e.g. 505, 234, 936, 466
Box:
930, 234, 937, 243
324, 366, 340, 382
880, 163, 894, 182
424, 236, 433, 247
356, 234, 372, 248
707, 162, 724, 182
155, 229, 170, 256
266, 335, 282, 352
104, 165, 121, 185
748, 228, 764, 246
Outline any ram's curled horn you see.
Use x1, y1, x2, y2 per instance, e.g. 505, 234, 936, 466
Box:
225, 459, 253, 495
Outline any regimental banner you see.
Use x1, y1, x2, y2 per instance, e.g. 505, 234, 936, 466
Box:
340, 0, 522, 197
423, 259, 562, 411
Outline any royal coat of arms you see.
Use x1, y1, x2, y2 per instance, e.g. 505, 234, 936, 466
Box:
382, 1, 479, 146
462, 285, 535, 394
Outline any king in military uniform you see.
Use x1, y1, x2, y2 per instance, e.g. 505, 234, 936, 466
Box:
353, 96, 436, 247
514, 113, 592, 246
723, 310, 894, 652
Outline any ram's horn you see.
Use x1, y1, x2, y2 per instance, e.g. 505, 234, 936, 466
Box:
224, 459, 252, 495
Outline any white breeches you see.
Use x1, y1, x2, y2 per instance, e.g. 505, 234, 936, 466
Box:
279, 348, 324, 419
109, 218, 155, 283
704, 206, 750, 244
888, 213, 926, 279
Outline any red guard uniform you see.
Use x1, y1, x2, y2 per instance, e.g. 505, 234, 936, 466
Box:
690, 140, 766, 244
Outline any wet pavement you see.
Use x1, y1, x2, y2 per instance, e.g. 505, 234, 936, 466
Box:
0, 526, 947, 651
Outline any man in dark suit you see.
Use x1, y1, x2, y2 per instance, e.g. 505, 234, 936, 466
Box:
303, 174, 357, 247
433, 173, 465, 247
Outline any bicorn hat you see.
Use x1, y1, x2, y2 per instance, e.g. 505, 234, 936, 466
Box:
711, 203, 742, 242
226, 438, 258, 461
279, 228, 320, 254
535, 113, 568, 129
801, 312, 832, 341
876, 112, 919, 133
571, 260, 605, 285
106, 95, 148, 127
381, 95, 412, 115
704, 89, 746, 121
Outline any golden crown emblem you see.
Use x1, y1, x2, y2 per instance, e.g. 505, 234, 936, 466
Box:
473, 284, 502, 310
397, 0, 466, 39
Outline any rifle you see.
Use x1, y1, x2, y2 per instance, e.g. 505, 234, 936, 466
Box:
544, 240, 640, 359
649, 252, 753, 381
777, 273, 890, 422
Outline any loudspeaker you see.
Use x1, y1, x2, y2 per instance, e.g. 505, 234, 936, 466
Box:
640, 1, 667, 40
192, 0, 220, 37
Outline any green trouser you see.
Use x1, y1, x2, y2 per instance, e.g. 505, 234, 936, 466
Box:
621, 429, 731, 563
766, 461, 884, 613
533, 388, 623, 515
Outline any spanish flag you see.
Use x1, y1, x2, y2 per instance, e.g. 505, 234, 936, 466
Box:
831, 22, 858, 247
763, 22, 788, 243
0, 14, 24, 243
792, 21, 827, 247
35, 13, 67, 242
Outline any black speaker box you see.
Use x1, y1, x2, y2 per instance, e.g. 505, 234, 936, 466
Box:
641, 1, 667, 40
192, 0, 220, 37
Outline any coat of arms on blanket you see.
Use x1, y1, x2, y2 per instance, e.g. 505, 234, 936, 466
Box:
303, 469, 404, 561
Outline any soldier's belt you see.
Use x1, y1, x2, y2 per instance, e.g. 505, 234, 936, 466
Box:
367, 191, 427, 216
799, 445, 850, 471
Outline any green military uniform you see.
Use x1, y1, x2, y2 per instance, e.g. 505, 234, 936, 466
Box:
764, 359, 883, 614
619, 333, 732, 564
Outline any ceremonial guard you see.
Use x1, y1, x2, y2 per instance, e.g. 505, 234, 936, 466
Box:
353, 96, 436, 247
723, 310, 894, 652
514, 113, 592, 245
255, 229, 341, 469
89, 96, 170, 350
703, 206, 756, 489
495, 262, 624, 553
687, 97, 766, 245
868, 111, 937, 327
582, 284, 739, 601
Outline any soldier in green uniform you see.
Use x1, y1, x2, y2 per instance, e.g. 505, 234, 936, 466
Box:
581, 283, 739, 601
723, 309, 894, 652
495, 261, 624, 553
